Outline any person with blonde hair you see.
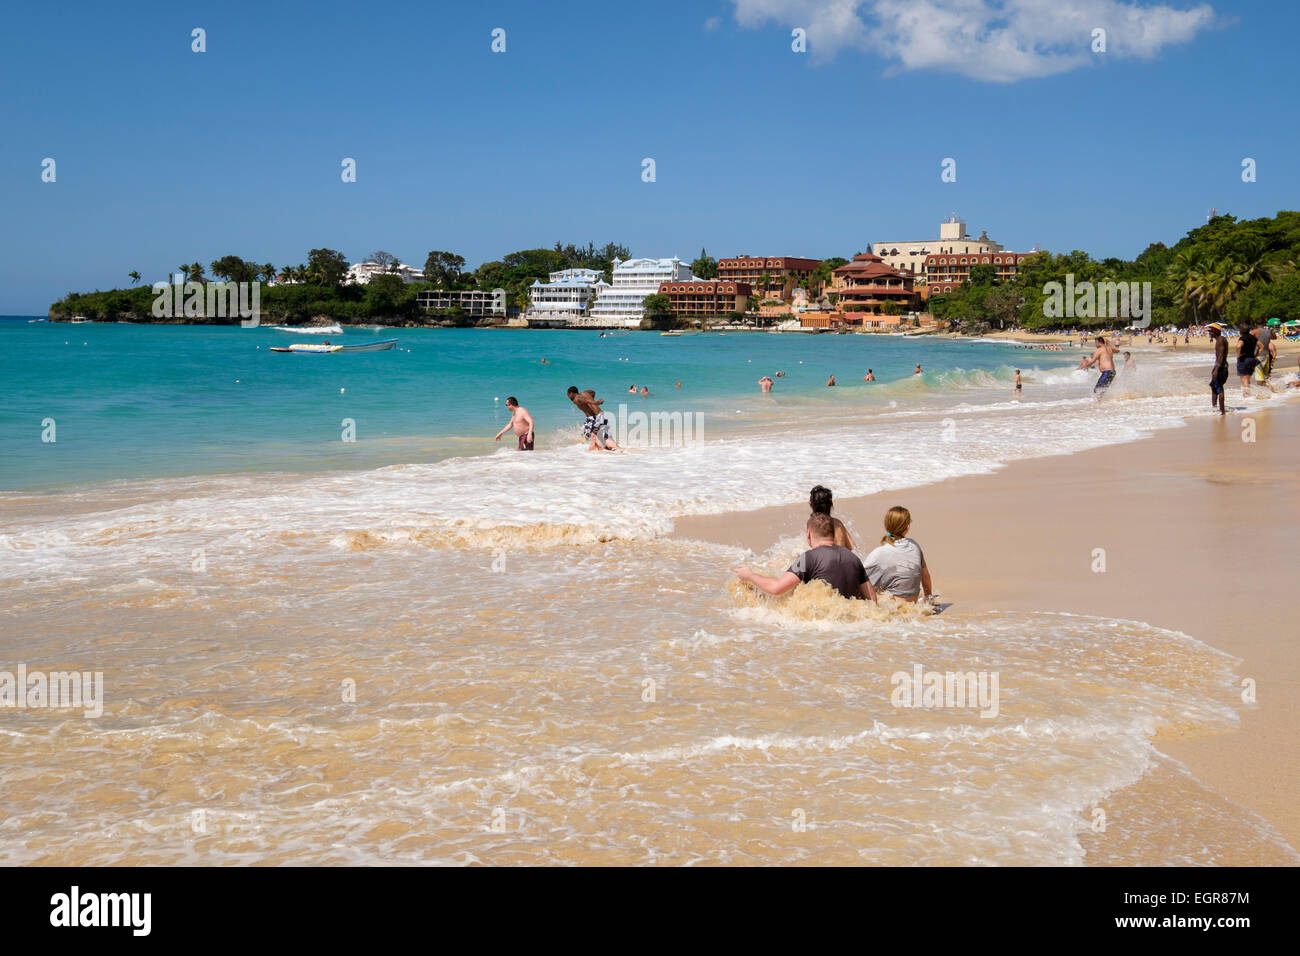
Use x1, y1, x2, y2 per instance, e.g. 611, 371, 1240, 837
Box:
862, 506, 934, 602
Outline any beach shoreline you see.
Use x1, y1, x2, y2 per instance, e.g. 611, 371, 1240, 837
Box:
673, 396, 1300, 854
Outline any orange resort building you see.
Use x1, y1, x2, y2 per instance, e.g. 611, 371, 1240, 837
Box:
715, 256, 822, 302
925, 251, 1036, 295
658, 280, 751, 316
829, 253, 919, 314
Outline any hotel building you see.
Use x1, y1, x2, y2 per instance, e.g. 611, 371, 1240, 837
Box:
346, 260, 425, 284
657, 280, 751, 316
588, 257, 695, 326
873, 216, 1003, 278
829, 252, 919, 314
527, 268, 609, 318
715, 256, 822, 302
416, 288, 508, 317
925, 251, 1037, 295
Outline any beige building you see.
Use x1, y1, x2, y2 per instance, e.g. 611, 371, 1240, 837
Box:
873, 216, 1004, 279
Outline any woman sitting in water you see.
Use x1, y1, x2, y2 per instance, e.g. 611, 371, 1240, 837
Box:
809, 485, 854, 551
862, 506, 934, 603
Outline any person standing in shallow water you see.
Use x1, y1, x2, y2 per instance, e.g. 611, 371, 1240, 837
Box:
493, 396, 535, 450
809, 485, 854, 551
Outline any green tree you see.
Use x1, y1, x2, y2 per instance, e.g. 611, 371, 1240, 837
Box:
210, 255, 259, 285
691, 248, 718, 279
642, 293, 672, 316
306, 248, 349, 287
424, 250, 467, 288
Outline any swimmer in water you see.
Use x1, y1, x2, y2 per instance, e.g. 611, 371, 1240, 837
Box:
826, 374, 836, 387
914, 364, 922, 376
758, 375, 774, 393
640, 385, 649, 396
863, 369, 875, 381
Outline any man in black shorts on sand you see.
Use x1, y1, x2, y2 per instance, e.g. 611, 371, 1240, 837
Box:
735, 513, 878, 602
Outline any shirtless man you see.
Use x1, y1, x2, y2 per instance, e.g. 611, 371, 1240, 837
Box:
863, 369, 875, 381
493, 396, 535, 450
1082, 335, 1121, 399
758, 375, 774, 393
567, 385, 619, 451
826, 374, 836, 387
1207, 324, 1229, 414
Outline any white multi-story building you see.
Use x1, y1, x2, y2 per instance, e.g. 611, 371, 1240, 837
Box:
588, 257, 694, 326
873, 216, 1004, 279
346, 260, 425, 285
527, 268, 609, 319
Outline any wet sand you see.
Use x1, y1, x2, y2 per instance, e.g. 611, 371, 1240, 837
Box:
675, 395, 1300, 853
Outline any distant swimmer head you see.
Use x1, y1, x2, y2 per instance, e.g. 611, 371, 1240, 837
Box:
809, 485, 835, 516
881, 505, 912, 546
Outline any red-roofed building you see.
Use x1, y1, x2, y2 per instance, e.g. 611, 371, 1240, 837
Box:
828, 253, 919, 314
716, 256, 822, 302
926, 251, 1036, 295
658, 280, 751, 316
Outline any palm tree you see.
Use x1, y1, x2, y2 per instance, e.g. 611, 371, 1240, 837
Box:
262, 263, 276, 283
128, 270, 141, 285
188, 262, 205, 283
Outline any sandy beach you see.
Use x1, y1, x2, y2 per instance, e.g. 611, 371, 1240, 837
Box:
676, 392, 1300, 857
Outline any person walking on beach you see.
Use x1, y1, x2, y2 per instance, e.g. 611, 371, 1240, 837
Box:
1208, 323, 1229, 414
735, 513, 876, 602
809, 485, 855, 550
1013, 369, 1022, 399
1236, 324, 1259, 397
1082, 335, 1121, 399
493, 396, 535, 450
1253, 318, 1278, 383
567, 385, 619, 451
862, 506, 934, 604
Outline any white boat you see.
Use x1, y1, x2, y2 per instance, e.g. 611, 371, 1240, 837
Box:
270, 339, 397, 354
70, 316, 90, 324
271, 324, 343, 335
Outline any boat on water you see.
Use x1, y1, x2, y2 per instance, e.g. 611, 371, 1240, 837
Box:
70, 316, 90, 324
660, 331, 682, 337
271, 324, 343, 335
28, 318, 47, 323
270, 339, 397, 354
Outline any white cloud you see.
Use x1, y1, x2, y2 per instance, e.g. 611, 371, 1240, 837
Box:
730, 0, 1217, 81
704, 15, 723, 31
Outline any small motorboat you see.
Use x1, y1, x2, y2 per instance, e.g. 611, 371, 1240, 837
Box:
70, 316, 91, 324
659, 331, 682, 337
271, 324, 343, 335
338, 338, 397, 352
270, 339, 396, 354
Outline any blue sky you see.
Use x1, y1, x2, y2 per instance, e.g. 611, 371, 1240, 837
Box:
0, 0, 1295, 312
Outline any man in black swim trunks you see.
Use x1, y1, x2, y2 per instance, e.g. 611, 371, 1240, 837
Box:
1208, 324, 1229, 415
734, 513, 877, 602
1081, 335, 1120, 400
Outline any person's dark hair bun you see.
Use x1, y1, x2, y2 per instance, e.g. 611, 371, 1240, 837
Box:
809, 485, 833, 515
